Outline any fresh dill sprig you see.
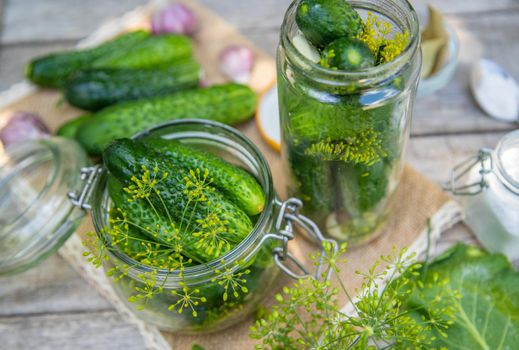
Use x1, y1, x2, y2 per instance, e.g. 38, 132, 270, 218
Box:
304, 129, 386, 166
250, 245, 457, 349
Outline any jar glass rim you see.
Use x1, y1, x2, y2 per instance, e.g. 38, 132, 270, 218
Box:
280, 0, 421, 86
495, 129, 519, 194
91, 119, 276, 286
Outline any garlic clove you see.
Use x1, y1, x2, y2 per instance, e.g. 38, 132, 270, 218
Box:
219, 46, 255, 84
292, 34, 320, 63
151, 4, 197, 35
0, 111, 50, 147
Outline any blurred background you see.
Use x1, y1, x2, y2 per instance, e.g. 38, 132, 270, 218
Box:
0, 0, 517, 349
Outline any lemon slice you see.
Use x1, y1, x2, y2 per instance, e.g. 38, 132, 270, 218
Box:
256, 83, 281, 152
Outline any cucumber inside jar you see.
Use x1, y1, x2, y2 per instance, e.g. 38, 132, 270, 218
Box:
86, 136, 274, 332
280, 0, 416, 244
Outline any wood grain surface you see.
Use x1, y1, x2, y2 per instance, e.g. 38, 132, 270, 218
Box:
0, 0, 517, 349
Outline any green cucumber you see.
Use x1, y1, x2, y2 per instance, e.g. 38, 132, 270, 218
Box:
143, 138, 265, 216
108, 177, 173, 245
92, 34, 193, 69
108, 177, 196, 266
56, 115, 91, 138
76, 83, 257, 156
103, 138, 254, 263
288, 96, 374, 144
64, 61, 201, 111
296, 0, 363, 47
25, 31, 149, 88
320, 38, 375, 70
287, 143, 333, 222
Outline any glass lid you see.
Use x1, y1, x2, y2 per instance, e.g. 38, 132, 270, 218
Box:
0, 137, 89, 276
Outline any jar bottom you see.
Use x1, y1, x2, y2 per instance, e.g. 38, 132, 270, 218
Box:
109, 264, 280, 334
293, 190, 398, 247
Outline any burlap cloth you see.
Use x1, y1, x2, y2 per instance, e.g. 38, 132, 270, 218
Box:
0, 1, 463, 349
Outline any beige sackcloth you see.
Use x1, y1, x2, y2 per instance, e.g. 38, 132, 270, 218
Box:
0, 1, 463, 349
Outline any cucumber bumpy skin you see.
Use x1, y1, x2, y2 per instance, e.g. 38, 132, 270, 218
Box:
76, 83, 257, 156
143, 138, 265, 216
64, 61, 201, 111
25, 31, 149, 88
56, 115, 92, 139
108, 177, 195, 265
91, 34, 193, 70
296, 0, 363, 48
103, 138, 254, 263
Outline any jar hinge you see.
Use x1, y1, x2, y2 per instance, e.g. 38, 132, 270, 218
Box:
443, 148, 493, 196
263, 198, 338, 281
68, 165, 102, 210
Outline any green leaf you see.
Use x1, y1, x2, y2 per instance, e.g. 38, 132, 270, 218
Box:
402, 244, 519, 349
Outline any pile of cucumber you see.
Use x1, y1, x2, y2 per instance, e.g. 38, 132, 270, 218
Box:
104, 137, 265, 264
26, 31, 257, 156
102, 137, 271, 327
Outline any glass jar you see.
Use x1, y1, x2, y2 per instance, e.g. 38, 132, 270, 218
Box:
0, 119, 335, 334
0, 138, 89, 276
277, 0, 421, 245
446, 130, 519, 261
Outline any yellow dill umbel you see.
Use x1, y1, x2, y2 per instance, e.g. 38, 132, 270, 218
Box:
357, 12, 410, 64
304, 129, 387, 166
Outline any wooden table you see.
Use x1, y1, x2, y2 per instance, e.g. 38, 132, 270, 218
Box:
0, 0, 517, 348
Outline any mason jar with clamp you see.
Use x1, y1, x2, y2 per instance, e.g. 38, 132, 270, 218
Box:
444, 129, 519, 261
0, 119, 336, 333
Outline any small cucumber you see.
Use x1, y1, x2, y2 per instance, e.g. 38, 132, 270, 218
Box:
320, 38, 375, 70
64, 61, 201, 111
25, 31, 149, 88
296, 0, 363, 47
92, 34, 193, 69
143, 138, 265, 216
76, 83, 257, 156
104, 139, 254, 263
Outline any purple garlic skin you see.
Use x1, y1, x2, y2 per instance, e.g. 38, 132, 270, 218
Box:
0, 111, 50, 147
152, 4, 197, 35
219, 46, 255, 84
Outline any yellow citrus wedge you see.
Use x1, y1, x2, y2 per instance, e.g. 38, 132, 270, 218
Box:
256, 83, 281, 152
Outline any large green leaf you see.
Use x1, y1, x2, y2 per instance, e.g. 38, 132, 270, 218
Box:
403, 244, 519, 350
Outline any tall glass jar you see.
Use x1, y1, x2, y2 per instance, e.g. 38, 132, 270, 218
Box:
277, 0, 421, 245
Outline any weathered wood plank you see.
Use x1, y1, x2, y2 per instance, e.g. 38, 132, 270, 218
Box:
0, 0, 6, 37
196, 0, 291, 30
0, 254, 111, 316
427, 0, 519, 14
0, 311, 145, 350
406, 132, 506, 184
0, 0, 146, 44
